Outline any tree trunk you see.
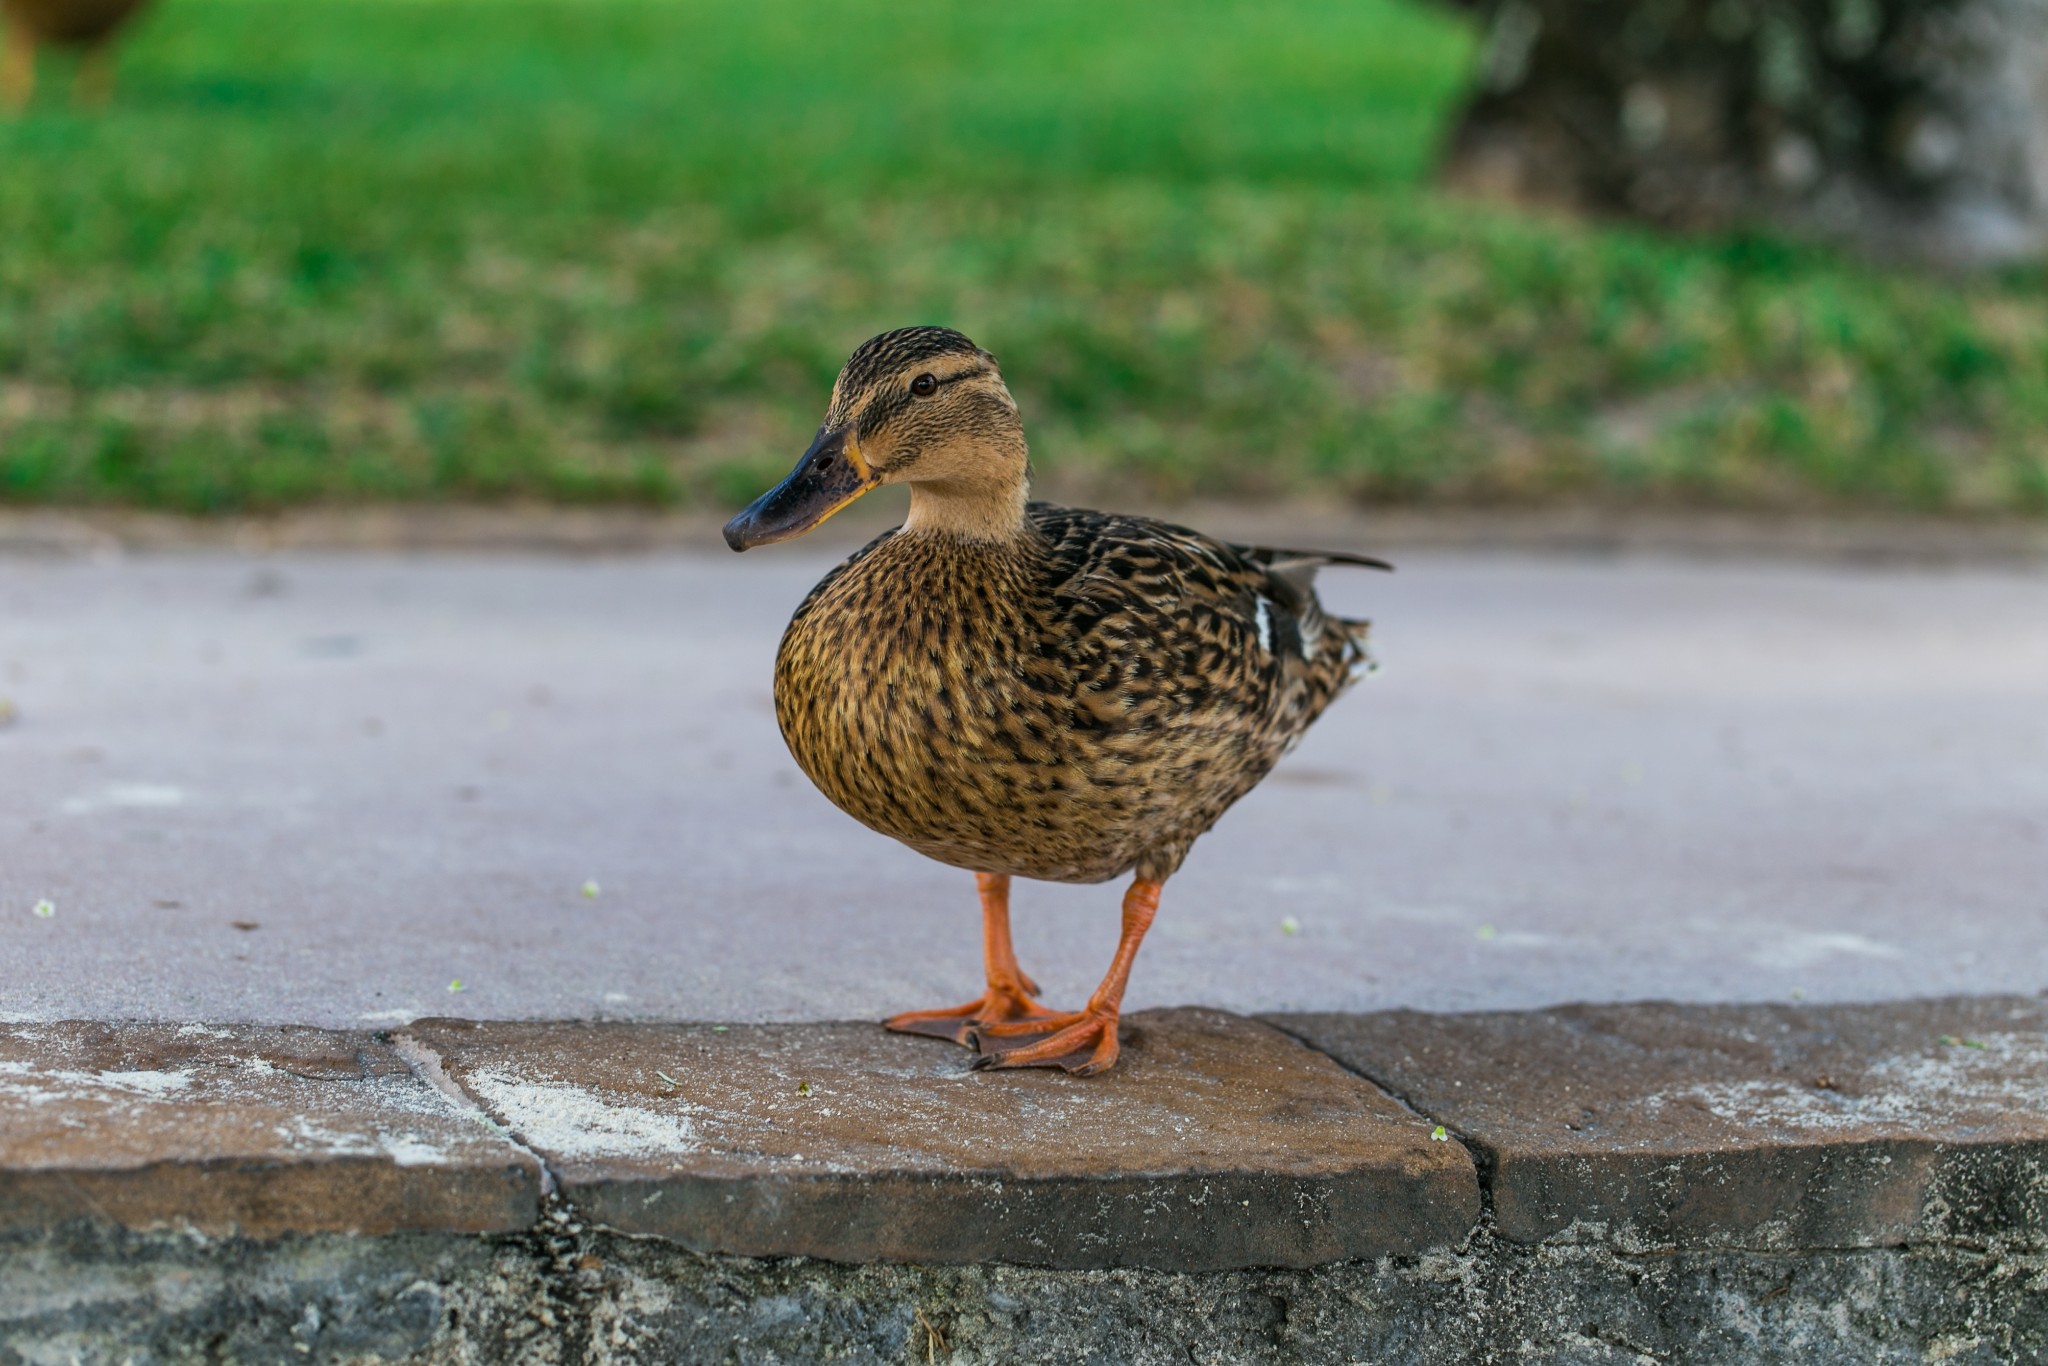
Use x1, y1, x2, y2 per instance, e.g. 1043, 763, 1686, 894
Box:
1436, 0, 2048, 267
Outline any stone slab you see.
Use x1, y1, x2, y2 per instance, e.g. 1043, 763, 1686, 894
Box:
4, 547, 2046, 1030
1274, 995, 2048, 1249
403, 1008, 1480, 1270
0, 1022, 541, 1237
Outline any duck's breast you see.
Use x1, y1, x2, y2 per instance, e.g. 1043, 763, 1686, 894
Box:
771, 534, 1150, 883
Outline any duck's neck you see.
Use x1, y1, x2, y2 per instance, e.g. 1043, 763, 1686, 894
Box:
902, 476, 1030, 544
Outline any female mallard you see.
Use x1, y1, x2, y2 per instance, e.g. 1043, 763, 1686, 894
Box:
725, 326, 1387, 1076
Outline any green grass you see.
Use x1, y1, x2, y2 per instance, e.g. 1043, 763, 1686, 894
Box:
2, 0, 2045, 516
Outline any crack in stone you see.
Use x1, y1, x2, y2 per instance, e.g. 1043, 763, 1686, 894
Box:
387, 1026, 622, 1329
387, 1028, 606, 1347
1257, 1015, 1500, 1221
387, 1031, 562, 1200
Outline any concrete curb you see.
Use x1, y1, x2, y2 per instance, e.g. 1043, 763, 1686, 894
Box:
1271, 995, 2048, 1252
399, 1009, 1478, 1271
0, 1022, 542, 1239
4, 997, 2043, 1262
3, 996, 2044, 1361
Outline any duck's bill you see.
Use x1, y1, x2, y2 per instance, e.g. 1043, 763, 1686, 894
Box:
722, 427, 880, 551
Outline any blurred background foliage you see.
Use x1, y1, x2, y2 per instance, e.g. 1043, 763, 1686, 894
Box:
1, 0, 2045, 516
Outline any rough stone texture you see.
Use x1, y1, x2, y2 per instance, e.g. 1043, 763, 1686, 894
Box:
1439, 0, 2048, 266
0, 1022, 540, 1237
7, 549, 2047, 1030
403, 1009, 1480, 1270
2, 1220, 2042, 1365
1275, 995, 2048, 1249
2, 1001, 2046, 1358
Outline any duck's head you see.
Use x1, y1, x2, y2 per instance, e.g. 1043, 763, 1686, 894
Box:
723, 326, 1028, 551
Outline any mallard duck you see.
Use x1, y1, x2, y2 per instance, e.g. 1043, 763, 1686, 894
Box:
1, 0, 153, 109
724, 326, 1388, 1075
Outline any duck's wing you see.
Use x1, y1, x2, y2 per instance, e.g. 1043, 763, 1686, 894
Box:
1025, 502, 1382, 699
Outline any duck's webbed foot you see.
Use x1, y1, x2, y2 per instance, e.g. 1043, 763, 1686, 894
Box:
884, 982, 1054, 1046
970, 1008, 1123, 1076
966, 875, 1162, 1077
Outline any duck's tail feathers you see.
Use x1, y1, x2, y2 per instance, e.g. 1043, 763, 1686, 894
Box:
1234, 545, 1393, 593
1334, 613, 1377, 683
1231, 543, 1384, 684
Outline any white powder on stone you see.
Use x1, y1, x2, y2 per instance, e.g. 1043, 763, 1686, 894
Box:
93, 1070, 195, 1096
462, 1068, 699, 1159
1655, 1032, 2048, 1134
379, 1135, 453, 1167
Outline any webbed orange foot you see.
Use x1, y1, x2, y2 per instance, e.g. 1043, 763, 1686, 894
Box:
884, 985, 1056, 1047
966, 1008, 1088, 1040
964, 877, 1160, 1078
969, 1008, 1123, 1076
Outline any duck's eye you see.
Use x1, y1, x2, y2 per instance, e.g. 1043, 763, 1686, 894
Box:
910, 372, 938, 397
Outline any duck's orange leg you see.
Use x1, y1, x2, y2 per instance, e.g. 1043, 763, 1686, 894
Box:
884, 872, 1055, 1046
970, 876, 1160, 1077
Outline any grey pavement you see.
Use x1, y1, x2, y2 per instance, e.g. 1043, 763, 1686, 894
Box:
3, 540, 2045, 1027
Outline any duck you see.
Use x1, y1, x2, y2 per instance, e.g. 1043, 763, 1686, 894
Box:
2, 0, 154, 109
724, 326, 1388, 1076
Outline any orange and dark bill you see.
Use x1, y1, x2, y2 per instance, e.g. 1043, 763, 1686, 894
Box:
723, 427, 881, 551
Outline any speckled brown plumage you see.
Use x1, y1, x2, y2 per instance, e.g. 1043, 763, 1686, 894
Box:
724, 326, 1388, 1075
776, 503, 1377, 886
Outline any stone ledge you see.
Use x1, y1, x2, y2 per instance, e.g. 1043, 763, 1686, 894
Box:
0, 1022, 541, 1238
1273, 995, 2048, 1250
401, 1007, 1479, 1271
3, 998, 2043, 1273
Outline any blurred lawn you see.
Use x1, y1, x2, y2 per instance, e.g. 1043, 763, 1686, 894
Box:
2, 0, 2045, 515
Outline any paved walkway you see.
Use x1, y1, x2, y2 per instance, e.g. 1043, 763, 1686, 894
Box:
4, 544, 2046, 1027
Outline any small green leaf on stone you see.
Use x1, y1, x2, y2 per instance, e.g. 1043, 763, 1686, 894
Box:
582, 880, 602, 899
797, 1080, 813, 1097
1430, 1125, 1449, 1142
448, 979, 465, 993
1279, 915, 1300, 935
31, 899, 55, 919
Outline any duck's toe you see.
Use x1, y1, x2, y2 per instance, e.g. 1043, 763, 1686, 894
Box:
884, 985, 1057, 1048
883, 1008, 983, 1045
969, 1009, 1122, 1076
968, 1008, 1089, 1040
